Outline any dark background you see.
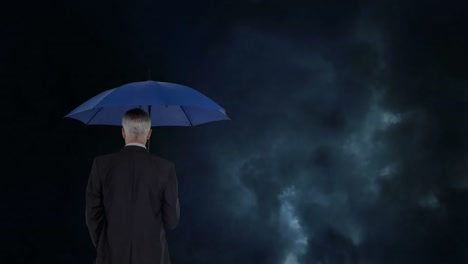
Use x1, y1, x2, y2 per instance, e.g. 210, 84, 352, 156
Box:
1, 0, 467, 263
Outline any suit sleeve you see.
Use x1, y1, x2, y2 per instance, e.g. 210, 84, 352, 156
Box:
85, 158, 105, 248
162, 164, 180, 230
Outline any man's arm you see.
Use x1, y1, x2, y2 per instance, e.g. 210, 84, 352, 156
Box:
85, 158, 105, 248
162, 164, 180, 229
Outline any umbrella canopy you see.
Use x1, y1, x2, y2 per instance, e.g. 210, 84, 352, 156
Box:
65, 81, 230, 126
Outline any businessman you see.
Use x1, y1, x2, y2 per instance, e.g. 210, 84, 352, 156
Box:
86, 108, 180, 264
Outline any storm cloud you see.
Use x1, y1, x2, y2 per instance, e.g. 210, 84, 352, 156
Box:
162, 1, 467, 263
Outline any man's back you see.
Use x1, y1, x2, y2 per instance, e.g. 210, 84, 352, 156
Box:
86, 145, 180, 264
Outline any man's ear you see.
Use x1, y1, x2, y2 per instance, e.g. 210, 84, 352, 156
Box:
122, 127, 126, 139
147, 129, 152, 140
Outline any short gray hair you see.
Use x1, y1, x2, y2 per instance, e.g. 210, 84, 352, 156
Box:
122, 108, 151, 140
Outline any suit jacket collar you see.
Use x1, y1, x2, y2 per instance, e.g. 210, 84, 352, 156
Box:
121, 145, 148, 152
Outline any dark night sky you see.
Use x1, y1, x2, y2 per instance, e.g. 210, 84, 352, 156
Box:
1, 0, 467, 263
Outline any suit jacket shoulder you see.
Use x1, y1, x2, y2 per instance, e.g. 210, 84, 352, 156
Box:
93, 148, 175, 170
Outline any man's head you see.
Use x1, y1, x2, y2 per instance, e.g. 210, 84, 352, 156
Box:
122, 108, 152, 144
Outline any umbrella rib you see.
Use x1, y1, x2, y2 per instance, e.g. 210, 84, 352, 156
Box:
86, 107, 103, 125
180, 106, 193, 126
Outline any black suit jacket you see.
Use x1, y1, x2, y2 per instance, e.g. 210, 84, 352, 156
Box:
86, 145, 180, 264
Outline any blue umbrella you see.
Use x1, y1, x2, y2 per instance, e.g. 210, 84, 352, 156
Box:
65, 80, 230, 126
65, 80, 229, 151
